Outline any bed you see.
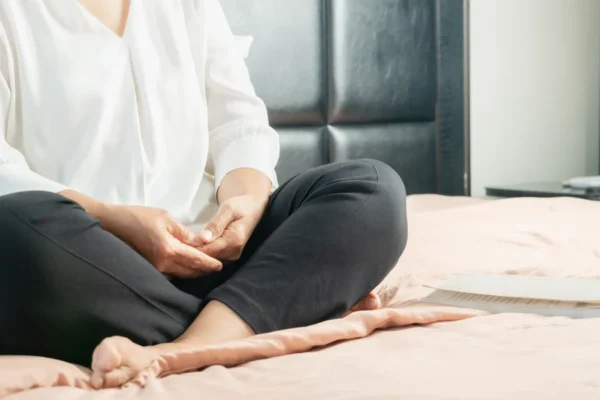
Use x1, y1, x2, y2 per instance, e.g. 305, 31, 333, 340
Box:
4, 1, 600, 399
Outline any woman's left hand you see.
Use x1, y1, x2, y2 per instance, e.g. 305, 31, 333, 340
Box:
191, 194, 268, 261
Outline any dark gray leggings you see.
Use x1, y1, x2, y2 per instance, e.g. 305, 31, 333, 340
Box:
0, 160, 407, 366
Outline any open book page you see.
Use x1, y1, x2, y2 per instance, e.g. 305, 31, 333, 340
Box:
422, 289, 600, 319
421, 274, 600, 318
427, 274, 600, 303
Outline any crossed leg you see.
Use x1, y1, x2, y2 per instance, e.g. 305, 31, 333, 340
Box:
0, 160, 406, 389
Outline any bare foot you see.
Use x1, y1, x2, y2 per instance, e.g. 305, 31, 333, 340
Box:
91, 336, 162, 389
91, 293, 380, 389
345, 291, 382, 316
352, 292, 381, 311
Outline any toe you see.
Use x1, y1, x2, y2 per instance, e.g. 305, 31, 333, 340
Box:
351, 292, 381, 312
91, 337, 127, 390
90, 373, 104, 390
365, 292, 381, 310
92, 337, 125, 374
91, 336, 161, 389
103, 367, 138, 389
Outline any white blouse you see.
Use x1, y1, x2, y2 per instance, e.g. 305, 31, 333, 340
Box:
0, 0, 279, 228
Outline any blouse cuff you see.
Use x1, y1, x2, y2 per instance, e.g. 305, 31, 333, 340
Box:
0, 163, 67, 197
212, 131, 279, 191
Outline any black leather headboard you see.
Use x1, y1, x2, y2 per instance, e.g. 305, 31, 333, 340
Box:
220, 0, 469, 195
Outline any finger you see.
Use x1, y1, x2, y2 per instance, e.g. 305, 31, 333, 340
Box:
162, 262, 208, 279
193, 204, 236, 245
199, 237, 234, 260
171, 240, 223, 272
200, 221, 248, 260
169, 221, 196, 244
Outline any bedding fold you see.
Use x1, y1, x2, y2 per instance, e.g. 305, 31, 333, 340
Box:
128, 305, 485, 385
5, 195, 600, 399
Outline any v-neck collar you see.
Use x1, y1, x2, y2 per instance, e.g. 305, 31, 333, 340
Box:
70, 0, 135, 40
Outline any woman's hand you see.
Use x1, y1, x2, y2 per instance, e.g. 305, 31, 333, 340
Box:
101, 205, 223, 278
191, 194, 267, 261
191, 168, 271, 261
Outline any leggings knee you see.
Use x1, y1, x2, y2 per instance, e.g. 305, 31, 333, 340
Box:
0, 191, 96, 262
324, 160, 407, 259
0, 190, 88, 227
1, 190, 74, 212
360, 160, 408, 250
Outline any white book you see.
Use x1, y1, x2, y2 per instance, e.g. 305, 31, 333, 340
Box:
421, 274, 600, 318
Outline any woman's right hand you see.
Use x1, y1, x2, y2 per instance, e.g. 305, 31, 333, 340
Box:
101, 204, 223, 278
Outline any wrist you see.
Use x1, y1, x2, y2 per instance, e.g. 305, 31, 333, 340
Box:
59, 189, 113, 223
217, 168, 272, 205
96, 203, 127, 232
249, 192, 269, 208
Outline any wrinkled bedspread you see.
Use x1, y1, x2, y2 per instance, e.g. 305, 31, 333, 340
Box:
3, 195, 600, 399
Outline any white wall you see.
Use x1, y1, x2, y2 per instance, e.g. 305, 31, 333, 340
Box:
469, 0, 600, 196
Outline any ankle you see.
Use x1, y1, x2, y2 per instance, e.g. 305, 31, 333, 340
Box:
172, 335, 202, 346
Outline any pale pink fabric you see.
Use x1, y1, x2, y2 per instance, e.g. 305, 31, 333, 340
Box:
0, 357, 91, 397
4, 195, 600, 400
128, 306, 483, 384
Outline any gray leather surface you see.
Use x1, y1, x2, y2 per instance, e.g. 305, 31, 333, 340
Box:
328, 0, 437, 124
328, 124, 437, 193
220, 0, 326, 125
276, 128, 328, 183
437, 0, 469, 194
220, 0, 468, 195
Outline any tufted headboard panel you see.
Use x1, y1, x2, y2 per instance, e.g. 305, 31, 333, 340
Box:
220, 0, 469, 195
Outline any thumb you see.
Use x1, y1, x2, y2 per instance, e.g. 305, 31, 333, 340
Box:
194, 204, 236, 245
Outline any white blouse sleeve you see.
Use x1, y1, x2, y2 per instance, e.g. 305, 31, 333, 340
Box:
0, 24, 66, 197
204, 0, 280, 190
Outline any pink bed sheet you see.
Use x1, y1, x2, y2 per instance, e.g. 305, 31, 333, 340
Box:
3, 195, 600, 399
